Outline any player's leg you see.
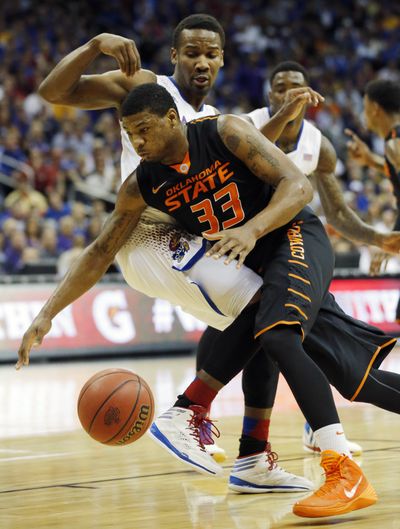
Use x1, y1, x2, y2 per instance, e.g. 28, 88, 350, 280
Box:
196, 311, 313, 491
229, 349, 313, 493
253, 212, 376, 517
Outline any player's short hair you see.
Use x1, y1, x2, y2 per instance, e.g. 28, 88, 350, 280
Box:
172, 14, 225, 48
365, 79, 400, 113
270, 61, 309, 84
121, 83, 178, 117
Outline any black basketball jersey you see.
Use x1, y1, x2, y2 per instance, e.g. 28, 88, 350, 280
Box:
136, 116, 272, 236
385, 125, 400, 203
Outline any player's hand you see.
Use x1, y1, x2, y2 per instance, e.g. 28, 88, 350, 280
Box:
345, 129, 373, 166
203, 226, 257, 268
369, 250, 390, 276
377, 231, 400, 254
279, 87, 325, 122
95, 33, 141, 77
16, 315, 52, 370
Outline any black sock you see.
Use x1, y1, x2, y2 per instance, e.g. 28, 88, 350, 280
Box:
174, 394, 195, 408
238, 434, 267, 457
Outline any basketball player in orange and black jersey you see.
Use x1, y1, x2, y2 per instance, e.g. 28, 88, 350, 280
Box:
346, 79, 400, 316
121, 84, 383, 517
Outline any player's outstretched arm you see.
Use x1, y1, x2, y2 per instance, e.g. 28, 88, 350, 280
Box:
345, 129, 385, 171
315, 135, 400, 253
38, 33, 155, 110
204, 115, 313, 267
257, 87, 324, 143
16, 174, 146, 369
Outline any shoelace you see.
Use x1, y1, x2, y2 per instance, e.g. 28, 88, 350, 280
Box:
265, 442, 279, 471
315, 454, 348, 497
187, 405, 221, 450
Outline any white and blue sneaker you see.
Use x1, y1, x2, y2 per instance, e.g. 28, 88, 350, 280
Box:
149, 405, 224, 477
303, 422, 363, 456
229, 446, 314, 493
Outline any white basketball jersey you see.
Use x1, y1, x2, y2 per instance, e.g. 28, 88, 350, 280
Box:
117, 76, 262, 330
247, 107, 322, 175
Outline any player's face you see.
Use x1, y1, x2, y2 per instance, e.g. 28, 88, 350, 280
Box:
269, 71, 307, 115
122, 109, 180, 162
363, 94, 379, 134
171, 29, 224, 95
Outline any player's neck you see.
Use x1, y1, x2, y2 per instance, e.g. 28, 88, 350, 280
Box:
171, 75, 208, 112
382, 114, 400, 139
161, 124, 189, 166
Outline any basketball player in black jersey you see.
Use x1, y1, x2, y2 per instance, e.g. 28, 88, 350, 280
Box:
346, 80, 400, 288
122, 84, 386, 518
17, 82, 382, 518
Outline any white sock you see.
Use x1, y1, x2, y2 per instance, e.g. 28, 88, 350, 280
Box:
314, 423, 352, 458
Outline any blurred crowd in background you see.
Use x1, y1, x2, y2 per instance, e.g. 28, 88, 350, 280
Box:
1, 0, 400, 277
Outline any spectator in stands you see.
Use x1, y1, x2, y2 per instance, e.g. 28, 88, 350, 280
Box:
45, 190, 71, 222
40, 224, 60, 260
4, 230, 27, 273
57, 215, 76, 253
4, 171, 48, 216
57, 233, 86, 278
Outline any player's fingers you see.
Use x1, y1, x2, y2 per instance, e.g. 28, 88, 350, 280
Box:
211, 240, 236, 259
113, 51, 127, 74
124, 43, 137, 76
344, 129, 361, 143
129, 41, 141, 72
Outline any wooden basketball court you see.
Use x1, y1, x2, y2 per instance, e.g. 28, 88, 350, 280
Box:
1, 350, 399, 529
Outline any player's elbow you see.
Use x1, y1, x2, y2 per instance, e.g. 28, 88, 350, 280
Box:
38, 79, 59, 103
297, 178, 313, 206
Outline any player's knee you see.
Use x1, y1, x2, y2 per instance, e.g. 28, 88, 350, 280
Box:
258, 326, 302, 362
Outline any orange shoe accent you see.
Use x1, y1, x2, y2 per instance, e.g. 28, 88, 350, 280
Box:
293, 450, 377, 518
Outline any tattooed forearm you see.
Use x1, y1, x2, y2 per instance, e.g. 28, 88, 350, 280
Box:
94, 212, 137, 258
125, 176, 142, 198
316, 170, 379, 245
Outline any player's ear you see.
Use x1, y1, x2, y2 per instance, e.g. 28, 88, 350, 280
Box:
170, 47, 177, 65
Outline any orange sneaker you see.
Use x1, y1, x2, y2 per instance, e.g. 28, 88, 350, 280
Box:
293, 450, 377, 518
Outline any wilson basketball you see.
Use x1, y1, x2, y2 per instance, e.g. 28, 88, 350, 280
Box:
77, 368, 154, 446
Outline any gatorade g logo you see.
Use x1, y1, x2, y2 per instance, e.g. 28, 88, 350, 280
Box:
117, 405, 151, 445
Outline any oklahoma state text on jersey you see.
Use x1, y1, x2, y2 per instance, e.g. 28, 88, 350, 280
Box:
136, 116, 273, 236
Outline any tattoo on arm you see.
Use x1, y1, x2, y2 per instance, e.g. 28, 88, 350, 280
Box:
225, 134, 240, 153
94, 211, 138, 258
125, 176, 142, 198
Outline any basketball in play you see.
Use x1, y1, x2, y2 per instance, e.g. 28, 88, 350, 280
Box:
77, 368, 154, 445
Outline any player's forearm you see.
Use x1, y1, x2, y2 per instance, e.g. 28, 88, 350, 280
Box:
325, 206, 383, 247
38, 38, 101, 103
365, 152, 385, 171
259, 107, 291, 143
249, 178, 313, 238
39, 246, 111, 320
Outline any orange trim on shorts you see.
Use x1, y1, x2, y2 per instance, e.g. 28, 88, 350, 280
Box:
287, 288, 312, 302
255, 320, 304, 341
288, 273, 311, 285
350, 337, 398, 401
288, 259, 309, 268
284, 303, 309, 320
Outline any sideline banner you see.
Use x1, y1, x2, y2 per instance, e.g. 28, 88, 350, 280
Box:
0, 277, 399, 360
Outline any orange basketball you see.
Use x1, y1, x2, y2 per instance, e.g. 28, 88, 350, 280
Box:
77, 368, 154, 446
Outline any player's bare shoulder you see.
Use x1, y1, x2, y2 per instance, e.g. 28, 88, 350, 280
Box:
386, 137, 400, 171
217, 114, 245, 155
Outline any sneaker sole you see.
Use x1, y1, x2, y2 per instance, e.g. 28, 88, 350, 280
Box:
229, 476, 313, 494
293, 483, 377, 518
303, 443, 363, 457
148, 424, 223, 477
